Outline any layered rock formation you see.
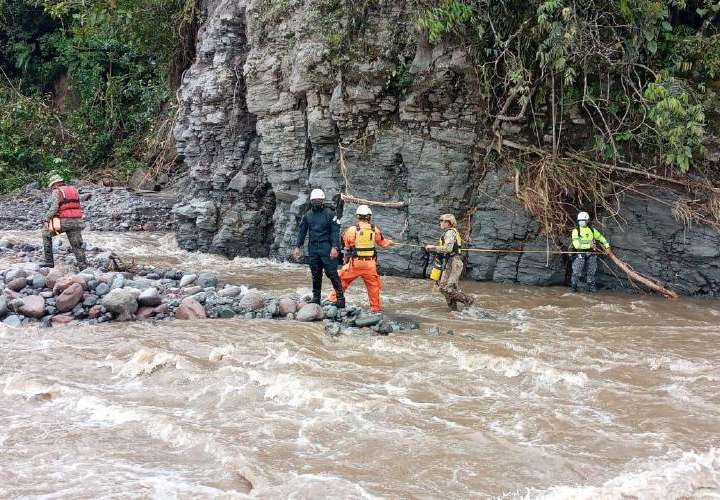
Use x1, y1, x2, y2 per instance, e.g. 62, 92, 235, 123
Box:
173, 0, 720, 295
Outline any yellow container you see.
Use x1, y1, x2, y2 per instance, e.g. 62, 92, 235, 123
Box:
429, 266, 442, 281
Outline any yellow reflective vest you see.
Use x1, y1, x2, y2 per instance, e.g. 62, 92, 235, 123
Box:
571, 226, 610, 250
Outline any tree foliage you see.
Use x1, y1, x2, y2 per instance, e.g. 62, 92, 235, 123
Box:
0, 0, 194, 192
415, 0, 720, 174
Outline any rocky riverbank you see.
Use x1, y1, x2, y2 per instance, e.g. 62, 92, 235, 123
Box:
0, 182, 175, 232
0, 241, 418, 334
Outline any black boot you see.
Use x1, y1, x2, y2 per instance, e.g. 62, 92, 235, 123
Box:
336, 294, 346, 309
42, 239, 54, 268
310, 293, 321, 305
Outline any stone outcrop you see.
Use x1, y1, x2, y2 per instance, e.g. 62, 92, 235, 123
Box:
172, 0, 720, 296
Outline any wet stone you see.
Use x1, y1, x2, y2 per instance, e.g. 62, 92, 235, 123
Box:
95, 283, 110, 296
217, 307, 235, 319
179, 274, 197, 288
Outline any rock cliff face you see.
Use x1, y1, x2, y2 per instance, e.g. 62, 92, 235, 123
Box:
173, 0, 720, 296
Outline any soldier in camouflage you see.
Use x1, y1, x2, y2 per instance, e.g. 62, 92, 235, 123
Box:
42, 174, 87, 269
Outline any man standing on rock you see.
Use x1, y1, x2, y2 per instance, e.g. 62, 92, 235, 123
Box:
570, 211, 610, 292
292, 189, 345, 308
425, 213, 474, 311
328, 204, 393, 313
41, 174, 88, 269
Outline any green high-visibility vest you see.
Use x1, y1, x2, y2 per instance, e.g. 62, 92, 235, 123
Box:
571, 226, 610, 250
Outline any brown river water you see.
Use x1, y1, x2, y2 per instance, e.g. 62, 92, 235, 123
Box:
1, 231, 719, 499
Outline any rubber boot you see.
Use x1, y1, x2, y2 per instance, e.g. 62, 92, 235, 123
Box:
42, 238, 54, 268
72, 246, 88, 270
310, 292, 321, 305
336, 294, 346, 309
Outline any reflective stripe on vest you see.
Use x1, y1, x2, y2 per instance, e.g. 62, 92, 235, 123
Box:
353, 223, 376, 258
55, 186, 83, 219
572, 226, 597, 250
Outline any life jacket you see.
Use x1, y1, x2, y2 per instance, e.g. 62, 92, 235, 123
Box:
571, 225, 608, 250
55, 185, 83, 219
430, 228, 463, 281
438, 227, 462, 256
352, 223, 376, 259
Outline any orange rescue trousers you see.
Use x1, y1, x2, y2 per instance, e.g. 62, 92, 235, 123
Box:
328, 258, 383, 312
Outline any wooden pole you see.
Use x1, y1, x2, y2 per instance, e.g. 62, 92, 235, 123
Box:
604, 248, 679, 299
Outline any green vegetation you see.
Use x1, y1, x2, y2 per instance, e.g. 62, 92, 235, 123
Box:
0, 0, 196, 192
415, 0, 720, 174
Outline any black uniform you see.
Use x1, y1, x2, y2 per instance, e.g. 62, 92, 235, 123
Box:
295, 206, 345, 305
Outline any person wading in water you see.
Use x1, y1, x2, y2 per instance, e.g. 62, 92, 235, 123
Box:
41, 174, 88, 269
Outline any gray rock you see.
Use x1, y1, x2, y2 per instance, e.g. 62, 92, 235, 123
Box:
30, 274, 46, 290
324, 305, 338, 319
265, 299, 279, 316
218, 285, 243, 297
324, 323, 342, 337
6, 269, 27, 282
183, 285, 203, 295
297, 303, 324, 322
238, 291, 265, 311
101, 288, 139, 321
110, 274, 125, 289
179, 274, 197, 288
196, 272, 218, 289
83, 294, 98, 307
138, 287, 162, 307
87, 279, 98, 291
0, 239, 10, 249
3, 314, 23, 327
427, 325, 441, 337
190, 292, 207, 304
217, 307, 235, 318
354, 313, 382, 328
95, 282, 110, 296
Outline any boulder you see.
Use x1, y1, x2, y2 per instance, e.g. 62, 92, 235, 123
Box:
136, 306, 156, 320
7, 277, 27, 292
197, 272, 218, 289
53, 275, 86, 295
5, 269, 27, 282
183, 285, 203, 295
51, 313, 74, 325
101, 288, 139, 321
56, 283, 84, 313
278, 297, 298, 316
216, 307, 235, 318
297, 303, 324, 322
3, 315, 23, 327
95, 282, 110, 296
238, 291, 265, 311
179, 274, 197, 287
45, 269, 64, 289
138, 287, 161, 307
19, 295, 45, 319
30, 274, 46, 290
218, 285, 243, 297
88, 305, 105, 319
354, 313, 382, 328
110, 274, 125, 289
175, 297, 206, 320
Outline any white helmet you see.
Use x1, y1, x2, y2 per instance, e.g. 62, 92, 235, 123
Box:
309, 188, 325, 201
577, 211, 590, 222
356, 204, 372, 216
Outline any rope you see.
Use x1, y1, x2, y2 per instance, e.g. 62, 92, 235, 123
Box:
392, 242, 596, 255
338, 144, 408, 208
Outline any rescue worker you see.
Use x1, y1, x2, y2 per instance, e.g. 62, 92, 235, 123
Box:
292, 189, 345, 308
328, 205, 394, 313
425, 214, 474, 311
42, 174, 87, 269
570, 211, 610, 292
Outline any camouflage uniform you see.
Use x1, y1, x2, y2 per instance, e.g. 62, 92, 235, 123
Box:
42, 187, 87, 268
435, 228, 474, 311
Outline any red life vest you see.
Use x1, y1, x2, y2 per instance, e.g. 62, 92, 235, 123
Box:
54, 185, 83, 219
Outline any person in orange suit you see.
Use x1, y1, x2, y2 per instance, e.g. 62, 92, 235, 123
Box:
329, 205, 394, 312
